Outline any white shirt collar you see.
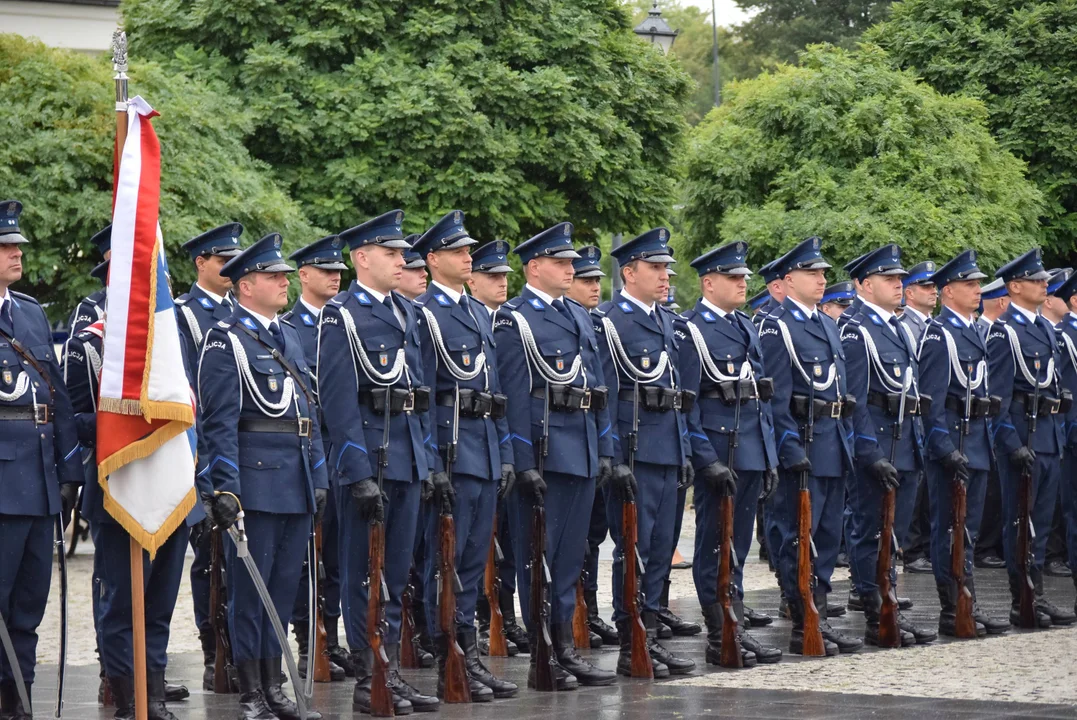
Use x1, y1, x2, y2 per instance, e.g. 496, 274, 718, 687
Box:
788, 296, 817, 319
525, 283, 559, 305
355, 280, 387, 304
299, 296, 322, 318
905, 306, 930, 323
621, 289, 656, 315
484, 303, 499, 314
196, 284, 226, 305
700, 297, 730, 318
238, 304, 278, 331
1012, 302, 1039, 324
431, 280, 464, 304
861, 299, 897, 326
943, 306, 973, 327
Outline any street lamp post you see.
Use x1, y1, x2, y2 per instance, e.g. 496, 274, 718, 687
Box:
633, 1, 678, 56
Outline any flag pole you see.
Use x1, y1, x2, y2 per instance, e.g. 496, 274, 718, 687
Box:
112, 30, 148, 720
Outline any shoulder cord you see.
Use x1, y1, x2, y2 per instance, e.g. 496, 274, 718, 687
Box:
859, 325, 921, 397
774, 318, 836, 391
939, 325, 986, 392
340, 304, 409, 388
421, 306, 488, 385
1061, 332, 1077, 375
601, 315, 670, 385
511, 310, 583, 385
181, 305, 203, 347
1002, 324, 1053, 389
226, 331, 297, 417
685, 320, 752, 384
0, 369, 30, 403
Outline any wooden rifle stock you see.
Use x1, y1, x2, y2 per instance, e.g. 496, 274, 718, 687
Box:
367, 520, 394, 717
717, 494, 742, 667
952, 365, 977, 638
796, 485, 825, 657
1016, 467, 1038, 628
485, 513, 509, 657
622, 495, 653, 678
438, 505, 471, 703
209, 529, 234, 694
875, 489, 901, 648
530, 503, 557, 690
312, 524, 332, 682
573, 578, 590, 649
400, 575, 420, 669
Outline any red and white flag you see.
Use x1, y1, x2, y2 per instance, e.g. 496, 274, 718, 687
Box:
97, 96, 197, 556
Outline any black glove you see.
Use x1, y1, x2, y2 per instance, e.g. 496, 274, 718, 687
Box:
431, 470, 455, 508
867, 458, 900, 491
760, 467, 779, 501
940, 450, 970, 483
517, 469, 547, 503
787, 456, 812, 474
314, 487, 328, 523
679, 462, 695, 490
597, 456, 613, 490
350, 479, 383, 523
499, 463, 516, 500
698, 460, 737, 496
212, 492, 242, 530
421, 473, 435, 503
59, 483, 79, 530
189, 517, 211, 549
611, 463, 638, 500
1010, 446, 1035, 473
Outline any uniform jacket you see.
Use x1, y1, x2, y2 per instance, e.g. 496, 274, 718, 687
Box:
1052, 312, 1077, 450
280, 298, 321, 373
899, 308, 929, 352
67, 288, 106, 339
838, 295, 865, 330
175, 284, 233, 382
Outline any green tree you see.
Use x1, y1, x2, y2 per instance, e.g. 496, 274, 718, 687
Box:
869, 0, 1077, 263
680, 44, 1043, 284
0, 34, 318, 320
735, 0, 893, 65
122, 0, 692, 246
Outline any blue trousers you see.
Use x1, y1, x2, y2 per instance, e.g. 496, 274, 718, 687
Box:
496, 497, 516, 594
772, 470, 845, 599
0, 515, 52, 684
846, 468, 919, 595
291, 486, 343, 628
94, 520, 188, 675
423, 474, 496, 635
927, 467, 988, 586
190, 524, 212, 633
997, 451, 1060, 576
512, 471, 595, 627
339, 479, 420, 651
693, 471, 763, 606
606, 462, 678, 622
583, 485, 610, 593
1063, 453, 1077, 576
225, 512, 308, 662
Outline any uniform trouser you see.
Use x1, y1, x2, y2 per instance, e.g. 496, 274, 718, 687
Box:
606, 462, 678, 623
764, 498, 782, 575
843, 481, 859, 590
846, 468, 919, 595
512, 471, 595, 627
423, 474, 496, 635
413, 500, 427, 600
1045, 486, 1068, 564
225, 512, 308, 662
1063, 452, 1077, 573
976, 464, 1004, 560
291, 486, 343, 627
903, 472, 932, 562
190, 522, 212, 634
772, 470, 844, 599
339, 479, 420, 651
94, 520, 188, 675
692, 471, 763, 606
497, 497, 516, 594
584, 485, 610, 593
927, 466, 988, 586
997, 452, 1060, 577
0, 515, 52, 684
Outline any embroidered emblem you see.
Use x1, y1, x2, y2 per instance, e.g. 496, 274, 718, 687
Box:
379, 352, 389, 367
894, 366, 901, 377
1013, 313, 1026, 325
813, 364, 822, 377
870, 314, 883, 326
241, 317, 258, 331
199, 297, 213, 309
301, 313, 315, 327
2, 369, 11, 384
949, 317, 961, 327
268, 376, 279, 392
529, 298, 545, 310
642, 357, 651, 369
701, 311, 715, 323
727, 362, 735, 374
435, 294, 451, 307
462, 352, 471, 366
619, 301, 634, 314
792, 309, 805, 322
355, 292, 372, 306
556, 357, 565, 371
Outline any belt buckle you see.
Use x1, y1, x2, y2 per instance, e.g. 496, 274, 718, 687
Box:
830, 402, 842, 420
908, 398, 920, 416
297, 418, 311, 437
34, 404, 49, 425
1050, 399, 1060, 415
402, 392, 415, 413
673, 392, 682, 411
580, 390, 591, 411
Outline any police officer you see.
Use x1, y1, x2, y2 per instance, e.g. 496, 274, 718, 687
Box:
67, 224, 112, 338
986, 249, 1077, 628
494, 223, 617, 689
820, 282, 855, 321
758, 237, 857, 656
748, 290, 771, 322
837, 254, 868, 330
1047, 270, 1077, 616
410, 211, 519, 700
173, 222, 243, 690
675, 242, 783, 667
977, 279, 1009, 341
0, 201, 81, 720
316, 211, 440, 714
840, 245, 935, 646
280, 235, 350, 680
399, 241, 429, 301
752, 259, 785, 325
198, 232, 328, 720
974, 278, 1009, 569
593, 227, 696, 677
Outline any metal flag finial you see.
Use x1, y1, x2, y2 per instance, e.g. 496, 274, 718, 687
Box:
112, 30, 128, 74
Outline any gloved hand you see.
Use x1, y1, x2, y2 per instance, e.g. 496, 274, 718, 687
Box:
421, 473, 435, 502
597, 456, 613, 490
787, 456, 812, 475
698, 460, 737, 496
431, 471, 455, 508
59, 483, 79, 531
189, 517, 211, 549
611, 464, 638, 500
212, 492, 242, 530
940, 450, 970, 483
499, 463, 516, 500
350, 479, 383, 523
516, 469, 547, 504
1010, 446, 1035, 473
867, 458, 900, 491
760, 467, 779, 501
679, 462, 695, 490
314, 487, 328, 523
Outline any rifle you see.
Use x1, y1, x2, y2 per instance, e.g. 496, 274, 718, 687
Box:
623, 379, 653, 678
485, 516, 509, 657
875, 367, 908, 648
530, 383, 558, 690
437, 398, 471, 703
951, 363, 978, 638
367, 402, 394, 717
1015, 360, 1041, 628
400, 573, 420, 669
718, 376, 743, 668
572, 567, 590, 649
209, 529, 235, 694
312, 524, 332, 682
796, 378, 826, 656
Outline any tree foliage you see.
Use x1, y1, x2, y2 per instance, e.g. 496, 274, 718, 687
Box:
735, 0, 892, 65
122, 0, 692, 245
0, 34, 318, 320
680, 44, 1043, 283
869, 0, 1077, 263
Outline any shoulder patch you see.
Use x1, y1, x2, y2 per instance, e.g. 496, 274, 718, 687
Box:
1012, 313, 1026, 325
495, 317, 513, 329
700, 310, 716, 323
435, 294, 451, 307
528, 297, 545, 310
198, 297, 214, 309
988, 329, 1006, 340
870, 314, 883, 326
301, 313, 315, 327
354, 291, 372, 306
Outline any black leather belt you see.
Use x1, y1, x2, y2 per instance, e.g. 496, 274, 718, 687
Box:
239, 417, 312, 437
1012, 391, 1066, 416
436, 389, 507, 419
531, 385, 608, 412
867, 391, 930, 417
359, 387, 431, 415
0, 404, 51, 424
945, 395, 1000, 419
617, 387, 695, 414
699, 378, 773, 404
791, 394, 856, 420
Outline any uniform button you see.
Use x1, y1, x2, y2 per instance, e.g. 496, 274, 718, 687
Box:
257, 461, 262, 466
41, 434, 46, 439
34, 382, 39, 388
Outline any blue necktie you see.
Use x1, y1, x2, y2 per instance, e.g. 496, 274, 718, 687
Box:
0, 300, 12, 336
269, 321, 284, 348
552, 298, 568, 315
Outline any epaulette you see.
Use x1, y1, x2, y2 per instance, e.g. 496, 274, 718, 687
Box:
502, 297, 525, 311
214, 316, 239, 330
174, 296, 188, 306
564, 296, 583, 309
10, 290, 39, 305
677, 308, 697, 322
591, 307, 606, 318
280, 309, 294, 321
281, 318, 296, 330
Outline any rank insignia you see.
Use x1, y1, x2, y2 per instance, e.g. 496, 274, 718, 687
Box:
2, 369, 11, 385
556, 357, 565, 371
1013, 313, 1026, 325
462, 352, 471, 366
301, 313, 315, 326
241, 317, 258, 331
792, 309, 805, 322
355, 292, 372, 306
529, 298, 545, 310
268, 376, 279, 392
199, 297, 213, 309
701, 311, 715, 323
436, 294, 452, 307
871, 314, 883, 326
813, 364, 822, 377
949, 317, 961, 327
642, 357, 651, 369
619, 301, 634, 314
379, 352, 389, 367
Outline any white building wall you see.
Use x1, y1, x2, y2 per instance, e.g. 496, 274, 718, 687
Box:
1, 1, 120, 53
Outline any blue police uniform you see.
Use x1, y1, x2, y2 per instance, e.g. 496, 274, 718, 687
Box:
899, 261, 937, 350
757, 237, 856, 654
0, 201, 82, 711
986, 249, 1075, 627
1051, 272, 1077, 611
748, 290, 771, 324
197, 233, 328, 719
821, 282, 855, 310
67, 225, 112, 339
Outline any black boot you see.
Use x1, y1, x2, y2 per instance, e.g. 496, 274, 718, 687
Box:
963, 577, 1007, 635
615, 618, 668, 678
262, 657, 322, 720
477, 593, 492, 655
233, 660, 275, 720
146, 672, 178, 720
459, 627, 518, 698
499, 586, 529, 653
412, 598, 437, 660
644, 610, 695, 675
437, 633, 493, 701
700, 603, 756, 667
325, 614, 355, 677
733, 598, 781, 663
816, 588, 862, 653
352, 647, 413, 715
937, 580, 987, 638
199, 628, 216, 691
163, 679, 189, 703
742, 605, 773, 627
787, 596, 839, 657
526, 631, 579, 690
897, 610, 937, 644
553, 622, 616, 686
385, 642, 439, 712
109, 676, 136, 720
1008, 573, 1052, 628
657, 580, 701, 637
0, 681, 31, 720
586, 589, 619, 644
862, 590, 915, 647
1033, 567, 1077, 626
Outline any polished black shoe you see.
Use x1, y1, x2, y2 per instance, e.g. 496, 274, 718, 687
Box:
897, 612, 936, 644
553, 623, 616, 686
499, 586, 530, 653
827, 601, 847, 617
1033, 568, 1077, 626
263, 658, 322, 720
527, 652, 579, 691
436, 634, 493, 701
644, 612, 695, 675
163, 680, 189, 702
586, 589, 620, 644
903, 557, 933, 574
385, 643, 439, 712
1008, 574, 1052, 629
198, 629, 216, 692
936, 581, 986, 638
971, 605, 1008, 635
1045, 560, 1072, 578
615, 618, 669, 678
742, 605, 773, 627
325, 615, 357, 676
657, 579, 702, 636
820, 620, 863, 653
460, 628, 518, 698
700, 603, 756, 667
788, 627, 839, 657
847, 589, 910, 613
974, 554, 1006, 569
